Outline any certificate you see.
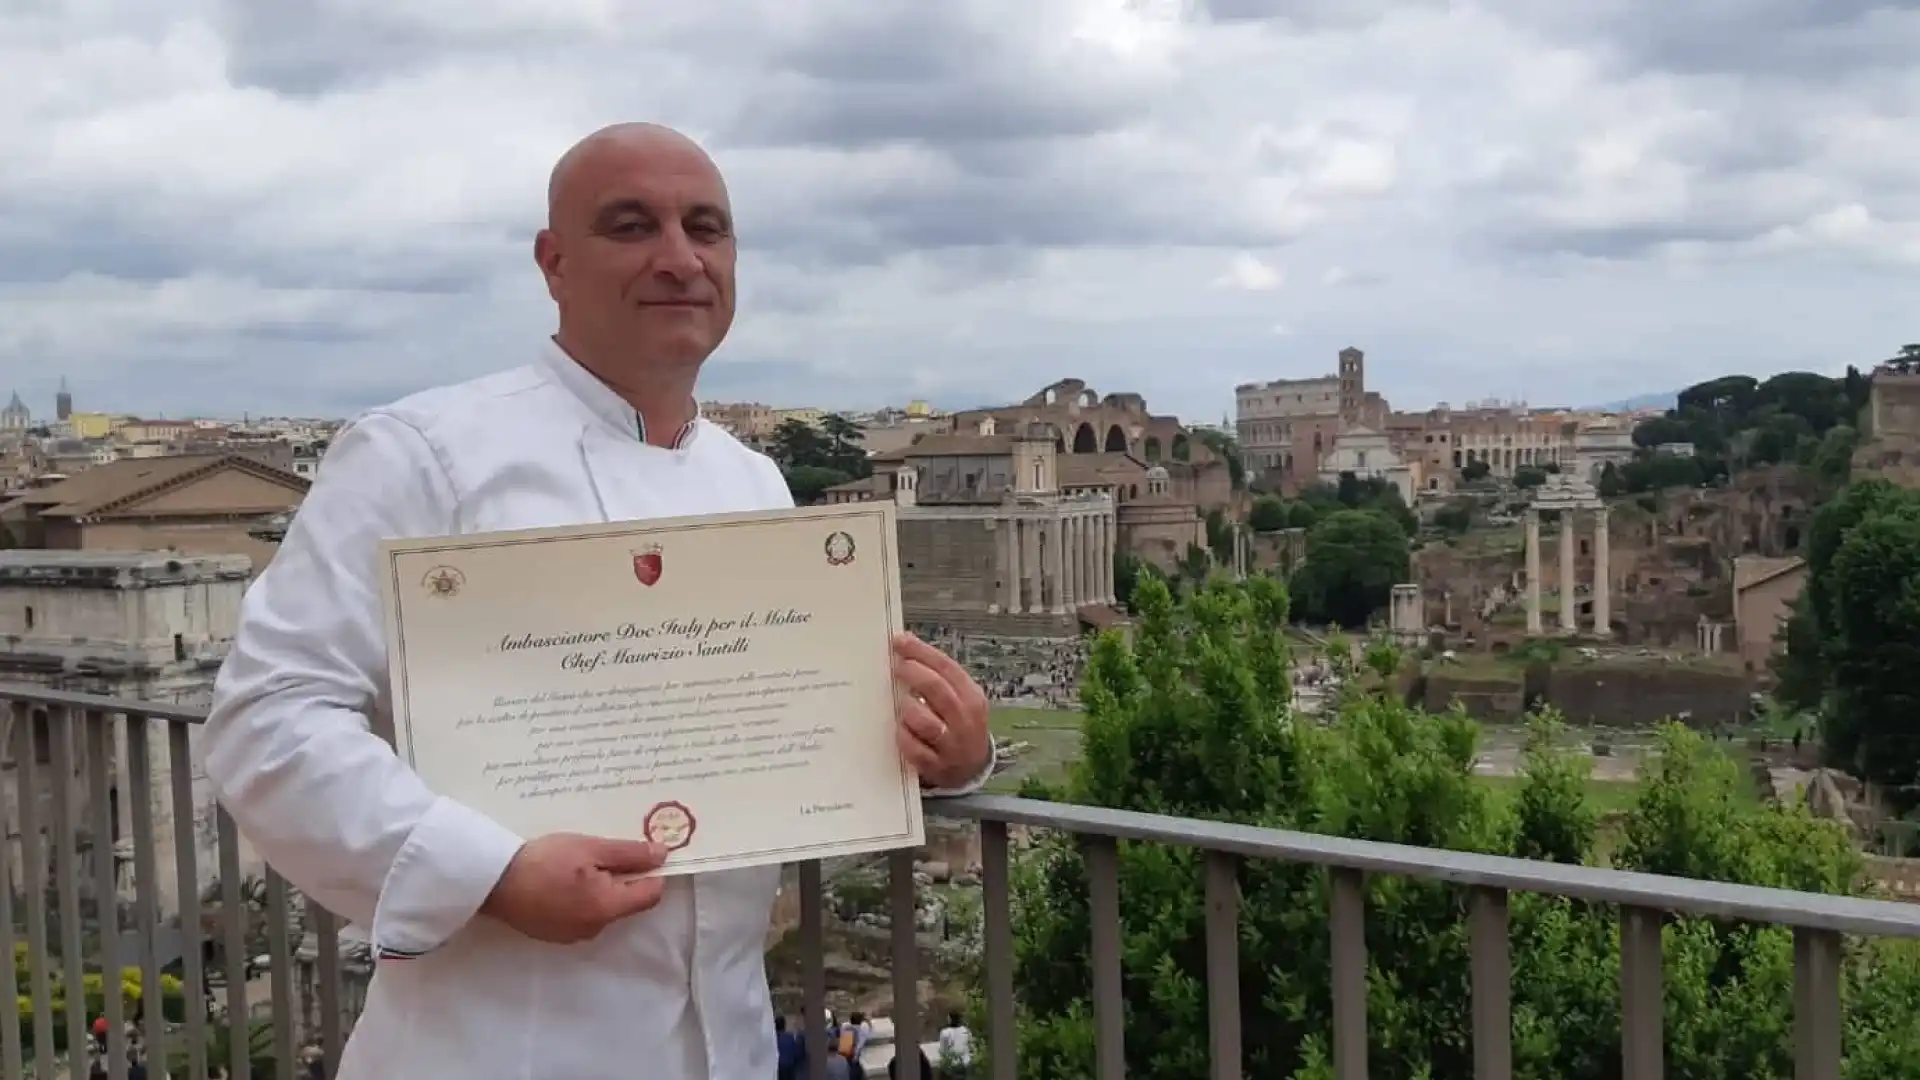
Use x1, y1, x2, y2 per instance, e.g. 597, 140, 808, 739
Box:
376, 502, 924, 876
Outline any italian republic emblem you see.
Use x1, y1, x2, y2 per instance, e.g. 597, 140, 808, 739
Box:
421, 566, 465, 598
824, 531, 856, 567
631, 543, 664, 587
644, 800, 696, 851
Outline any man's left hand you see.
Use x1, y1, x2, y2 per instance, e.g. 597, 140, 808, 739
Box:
891, 632, 993, 790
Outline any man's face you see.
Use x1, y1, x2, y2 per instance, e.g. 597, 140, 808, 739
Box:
537, 141, 736, 370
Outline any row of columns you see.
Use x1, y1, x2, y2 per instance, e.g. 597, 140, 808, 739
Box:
999, 510, 1116, 614
1524, 505, 1610, 637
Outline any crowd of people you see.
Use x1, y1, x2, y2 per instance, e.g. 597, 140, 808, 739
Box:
773, 1010, 973, 1079
912, 626, 1087, 708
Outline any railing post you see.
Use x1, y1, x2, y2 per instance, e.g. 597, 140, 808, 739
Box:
169, 722, 210, 1080
981, 821, 1018, 1080
798, 860, 828, 1080
124, 716, 167, 1074
889, 848, 922, 1058
0, 703, 22, 1080
1793, 928, 1842, 1080
46, 706, 87, 1072
1619, 906, 1664, 1080
1203, 851, 1241, 1080
15, 703, 54, 1080
1329, 868, 1368, 1080
1469, 887, 1511, 1080
313, 900, 344, 1076
1083, 835, 1125, 1079
266, 871, 297, 1077
84, 710, 127, 1080
218, 808, 250, 1080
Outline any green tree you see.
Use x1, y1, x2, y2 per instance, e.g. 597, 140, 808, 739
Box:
1461, 459, 1491, 483
782, 464, 853, 504
1289, 509, 1410, 628
1513, 466, 1547, 489
1786, 477, 1920, 798
1249, 496, 1290, 533
996, 576, 1920, 1080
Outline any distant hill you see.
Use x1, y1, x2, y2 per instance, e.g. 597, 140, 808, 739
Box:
1587, 391, 1677, 413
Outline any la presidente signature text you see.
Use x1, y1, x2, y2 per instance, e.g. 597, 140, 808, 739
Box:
493, 609, 815, 673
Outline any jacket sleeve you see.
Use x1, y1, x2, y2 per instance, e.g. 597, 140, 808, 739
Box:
201, 411, 525, 958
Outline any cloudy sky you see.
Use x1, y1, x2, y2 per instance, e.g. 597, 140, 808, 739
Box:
3, 1, 1918, 424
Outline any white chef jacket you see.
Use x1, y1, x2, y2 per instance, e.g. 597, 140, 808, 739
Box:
201, 341, 991, 1079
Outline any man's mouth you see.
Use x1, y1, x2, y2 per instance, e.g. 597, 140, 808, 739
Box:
639, 300, 709, 309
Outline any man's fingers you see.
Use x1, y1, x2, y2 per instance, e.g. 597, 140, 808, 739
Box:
604, 874, 666, 919
894, 656, 967, 730
893, 632, 974, 693
592, 837, 669, 874
894, 689, 947, 748
895, 723, 941, 777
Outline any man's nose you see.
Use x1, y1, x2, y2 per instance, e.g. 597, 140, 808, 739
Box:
651, 226, 704, 281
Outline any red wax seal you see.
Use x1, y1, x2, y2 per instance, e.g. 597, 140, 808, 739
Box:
644, 800, 696, 852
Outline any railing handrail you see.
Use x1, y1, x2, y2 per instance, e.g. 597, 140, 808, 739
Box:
7, 681, 1914, 939
1, 682, 209, 724
933, 793, 1920, 939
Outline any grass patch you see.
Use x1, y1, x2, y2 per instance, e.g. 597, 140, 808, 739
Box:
987, 707, 1083, 792
1475, 773, 1644, 815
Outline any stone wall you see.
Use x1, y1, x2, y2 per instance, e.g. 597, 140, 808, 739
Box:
1423, 673, 1526, 721
1422, 661, 1756, 727
1864, 855, 1920, 904
1543, 664, 1753, 728
898, 516, 998, 621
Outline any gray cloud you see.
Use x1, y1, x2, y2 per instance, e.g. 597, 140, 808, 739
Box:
2, 0, 1918, 423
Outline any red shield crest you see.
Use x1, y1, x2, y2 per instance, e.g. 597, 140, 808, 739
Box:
633, 551, 663, 587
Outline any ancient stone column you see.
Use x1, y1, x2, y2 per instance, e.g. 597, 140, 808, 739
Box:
1098, 507, 1113, 599
1022, 514, 1042, 614
1559, 508, 1578, 634
1524, 508, 1543, 635
1067, 511, 1082, 607
1004, 517, 1023, 614
1062, 517, 1080, 610
1101, 511, 1115, 602
1592, 505, 1610, 637
1047, 519, 1065, 614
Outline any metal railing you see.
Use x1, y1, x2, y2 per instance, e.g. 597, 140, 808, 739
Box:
5, 683, 1920, 1080
0, 685, 355, 1080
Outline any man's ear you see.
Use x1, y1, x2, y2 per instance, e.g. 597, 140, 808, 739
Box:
533, 229, 563, 301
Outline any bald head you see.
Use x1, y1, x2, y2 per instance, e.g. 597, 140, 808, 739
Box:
546, 123, 726, 228
534, 122, 739, 390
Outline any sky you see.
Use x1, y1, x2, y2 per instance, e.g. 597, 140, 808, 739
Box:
3, 1, 1918, 425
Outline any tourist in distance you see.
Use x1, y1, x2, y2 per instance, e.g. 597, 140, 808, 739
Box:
199, 123, 996, 1079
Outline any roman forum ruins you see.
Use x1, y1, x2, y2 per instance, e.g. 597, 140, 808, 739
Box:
1524, 473, 1611, 636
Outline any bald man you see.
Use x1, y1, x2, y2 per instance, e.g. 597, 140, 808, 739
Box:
201, 124, 995, 1079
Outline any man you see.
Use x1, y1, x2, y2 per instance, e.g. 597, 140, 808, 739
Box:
774, 1015, 803, 1080
936, 1012, 972, 1078
201, 123, 995, 1079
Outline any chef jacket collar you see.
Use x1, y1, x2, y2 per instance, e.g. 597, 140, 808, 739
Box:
539, 337, 702, 450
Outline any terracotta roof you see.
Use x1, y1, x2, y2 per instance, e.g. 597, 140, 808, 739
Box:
825, 474, 891, 494
3, 453, 309, 519
1058, 452, 1150, 487
870, 433, 1016, 462
1735, 556, 1807, 594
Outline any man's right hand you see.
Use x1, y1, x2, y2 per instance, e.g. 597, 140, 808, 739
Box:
479, 833, 669, 944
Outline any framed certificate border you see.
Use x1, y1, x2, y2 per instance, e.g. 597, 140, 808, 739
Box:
376, 501, 924, 874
